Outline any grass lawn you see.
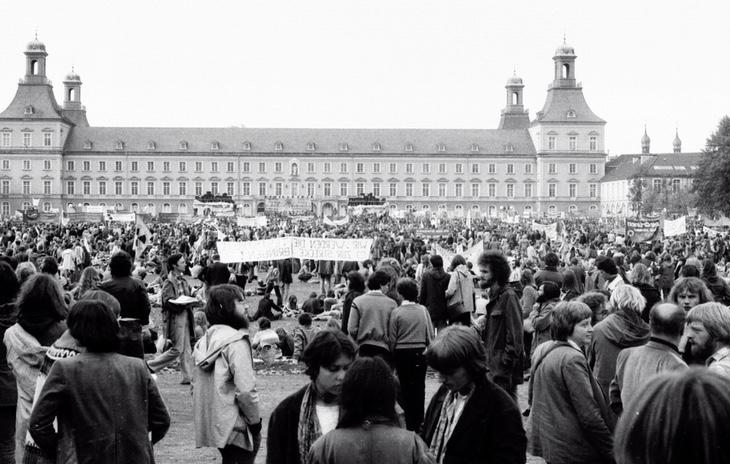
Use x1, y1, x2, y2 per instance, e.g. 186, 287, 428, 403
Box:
149, 272, 544, 463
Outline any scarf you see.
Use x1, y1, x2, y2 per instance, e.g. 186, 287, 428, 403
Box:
429, 385, 474, 463
297, 383, 324, 464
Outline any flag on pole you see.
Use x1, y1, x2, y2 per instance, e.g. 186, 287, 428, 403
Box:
133, 214, 151, 255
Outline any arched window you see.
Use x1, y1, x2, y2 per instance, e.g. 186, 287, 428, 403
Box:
68, 88, 76, 101
178, 203, 187, 213
30, 60, 38, 75
562, 64, 570, 79
512, 92, 519, 105
163, 203, 171, 213
131, 203, 138, 212
43, 202, 51, 212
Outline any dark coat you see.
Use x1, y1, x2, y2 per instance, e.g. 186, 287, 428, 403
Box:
421, 377, 526, 464
484, 285, 524, 386
529, 342, 614, 464
29, 352, 170, 464
633, 282, 662, 322
98, 276, 152, 325
201, 261, 231, 287
418, 267, 451, 324
267, 385, 307, 464
0, 302, 17, 407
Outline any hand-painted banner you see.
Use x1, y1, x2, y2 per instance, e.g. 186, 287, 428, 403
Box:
236, 216, 268, 227
626, 218, 661, 242
217, 238, 293, 263
664, 216, 687, 237
216, 237, 373, 263
107, 213, 136, 222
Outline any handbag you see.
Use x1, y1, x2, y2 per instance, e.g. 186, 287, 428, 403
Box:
446, 275, 467, 319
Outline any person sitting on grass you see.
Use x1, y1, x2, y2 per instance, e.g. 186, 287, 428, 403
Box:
293, 313, 319, 361
252, 317, 280, 363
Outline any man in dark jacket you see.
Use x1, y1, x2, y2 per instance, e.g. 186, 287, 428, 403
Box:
534, 252, 563, 289
418, 255, 450, 330
98, 251, 151, 358
478, 250, 525, 402
422, 326, 526, 464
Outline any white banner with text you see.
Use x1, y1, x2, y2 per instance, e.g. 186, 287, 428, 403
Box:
216, 237, 373, 263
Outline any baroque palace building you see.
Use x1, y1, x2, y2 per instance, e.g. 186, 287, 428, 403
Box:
0, 38, 606, 219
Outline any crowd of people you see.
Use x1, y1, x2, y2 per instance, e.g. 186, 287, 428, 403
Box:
1, 212, 730, 463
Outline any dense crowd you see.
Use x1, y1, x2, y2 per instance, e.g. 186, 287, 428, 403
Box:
2, 213, 730, 464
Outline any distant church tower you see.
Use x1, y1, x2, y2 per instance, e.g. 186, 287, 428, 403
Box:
641, 127, 650, 154
498, 71, 530, 129
24, 35, 49, 84
673, 129, 682, 153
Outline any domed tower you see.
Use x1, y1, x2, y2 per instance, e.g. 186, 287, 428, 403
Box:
641, 126, 651, 154
673, 129, 682, 153
498, 71, 530, 129
62, 68, 89, 127
24, 35, 49, 85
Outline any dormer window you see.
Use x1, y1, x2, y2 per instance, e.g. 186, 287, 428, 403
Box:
372, 143, 382, 152
24, 106, 34, 115
504, 144, 514, 153
470, 143, 479, 152
115, 141, 125, 151
211, 141, 220, 151
242, 141, 251, 151
83, 140, 93, 150
404, 143, 413, 152
437, 143, 446, 152
179, 141, 189, 150
339, 143, 349, 152
566, 109, 576, 119
274, 141, 284, 151
306, 142, 316, 151
146, 141, 156, 151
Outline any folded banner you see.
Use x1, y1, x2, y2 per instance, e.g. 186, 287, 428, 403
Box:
664, 216, 687, 237
323, 216, 350, 226
626, 218, 661, 242
216, 237, 373, 263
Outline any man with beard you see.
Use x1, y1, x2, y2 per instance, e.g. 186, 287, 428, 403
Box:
477, 250, 524, 402
686, 302, 730, 378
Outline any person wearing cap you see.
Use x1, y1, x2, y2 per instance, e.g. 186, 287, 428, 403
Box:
596, 256, 624, 294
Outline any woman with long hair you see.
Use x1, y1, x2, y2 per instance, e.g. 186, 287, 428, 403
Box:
193, 284, 262, 464
307, 357, 435, 464
28, 299, 170, 463
341, 271, 365, 334
561, 269, 582, 301
3, 274, 67, 463
445, 254, 475, 326
71, 266, 101, 300
629, 263, 661, 322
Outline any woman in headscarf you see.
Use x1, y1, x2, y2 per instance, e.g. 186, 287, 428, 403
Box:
3, 274, 67, 464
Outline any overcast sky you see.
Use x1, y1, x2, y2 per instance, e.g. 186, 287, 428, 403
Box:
1, 0, 728, 157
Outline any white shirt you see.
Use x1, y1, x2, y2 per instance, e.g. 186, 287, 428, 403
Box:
316, 403, 339, 435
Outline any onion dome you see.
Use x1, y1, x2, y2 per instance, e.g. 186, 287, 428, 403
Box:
26, 37, 46, 52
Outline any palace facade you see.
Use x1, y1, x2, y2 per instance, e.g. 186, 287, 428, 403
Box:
0, 38, 606, 218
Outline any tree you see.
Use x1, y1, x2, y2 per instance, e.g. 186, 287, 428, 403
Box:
693, 116, 730, 217
628, 177, 647, 216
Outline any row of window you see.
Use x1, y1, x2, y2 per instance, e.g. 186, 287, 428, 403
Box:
46, 180, 599, 199
53, 160, 600, 176
0, 201, 600, 219
86, 140, 505, 154
546, 134, 599, 152
0, 132, 53, 148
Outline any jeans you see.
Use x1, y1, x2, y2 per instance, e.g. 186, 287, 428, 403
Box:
394, 348, 427, 431
0, 405, 14, 464
218, 433, 260, 464
147, 310, 193, 382
264, 282, 282, 307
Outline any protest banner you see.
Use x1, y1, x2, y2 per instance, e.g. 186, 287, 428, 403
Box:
107, 212, 135, 222
217, 237, 293, 263
216, 237, 373, 263
664, 216, 687, 237
236, 216, 269, 227
323, 216, 349, 227
626, 218, 661, 242
291, 237, 373, 261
